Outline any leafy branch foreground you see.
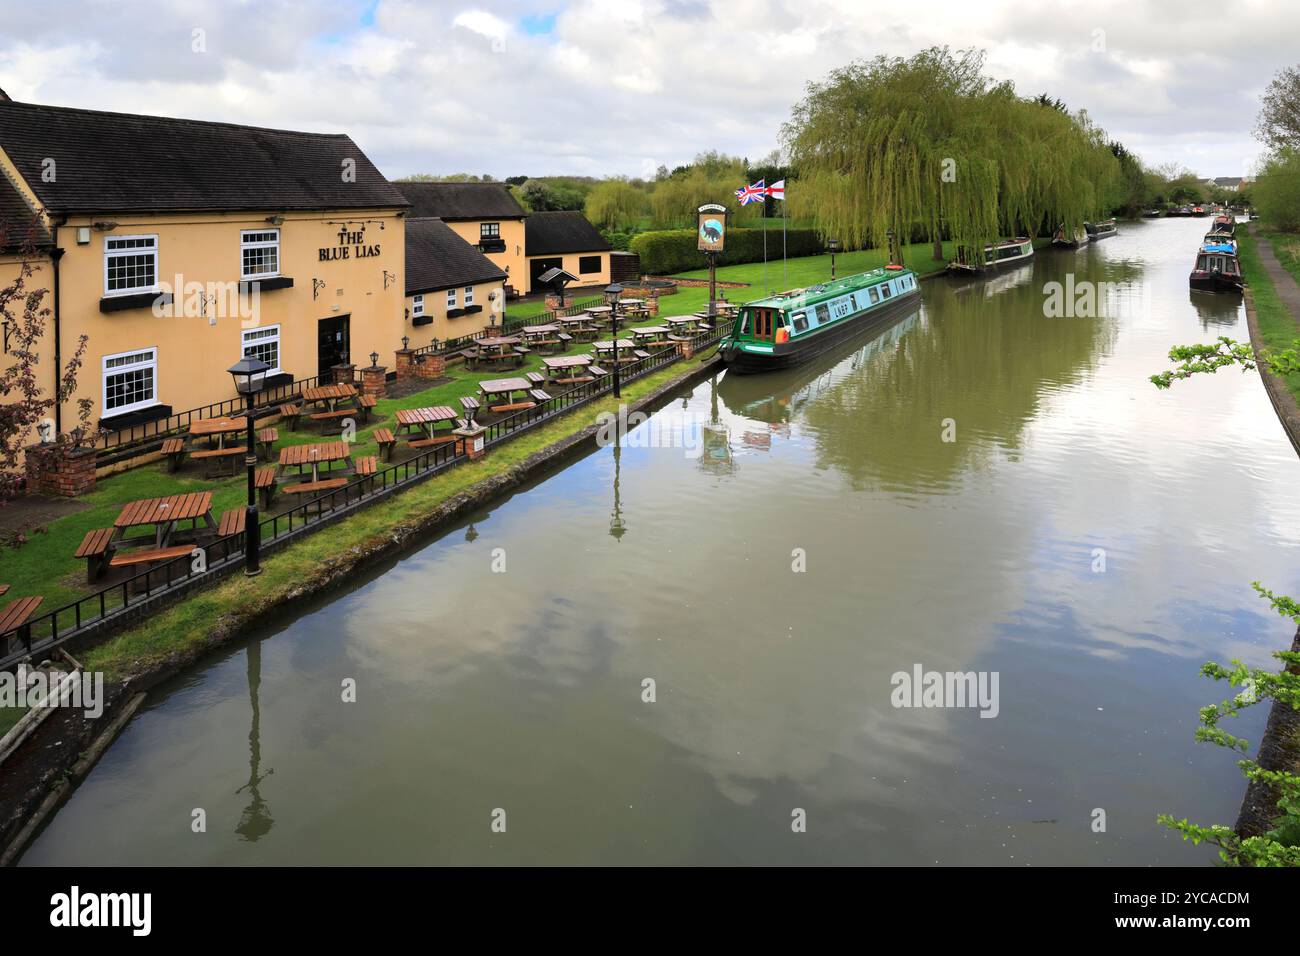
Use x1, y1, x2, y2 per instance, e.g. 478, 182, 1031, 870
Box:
1151, 335, 1300, 864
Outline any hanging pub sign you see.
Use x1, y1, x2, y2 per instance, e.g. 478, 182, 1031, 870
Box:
320, 225, 382, 262
697, 203, 727, 254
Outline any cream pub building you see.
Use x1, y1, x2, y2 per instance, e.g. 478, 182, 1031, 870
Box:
0, 98, 409, 440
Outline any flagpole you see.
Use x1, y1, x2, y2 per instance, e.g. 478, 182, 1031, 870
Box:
782, 190, 788, 290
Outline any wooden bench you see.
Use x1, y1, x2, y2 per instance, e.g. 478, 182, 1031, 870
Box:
633, 349, 652, 360
190, 445, 246, 477
0, 595, 43, 648
529, 388, 551, 403
588, 365, 608, 376
459, 396, 481, 423
373, 427, 397, 462
255, 466, 278, 509
357, 394, 378, 422
75, 527, 116, 583
110, 544, 196, 568
279, 403, 301, 430
557, 332, 574, 344
525, 371, 545, 386
282, 477, 349, 496
309, 408, 354, 432
218, 507, 247, 538
490, 401, 537, 414
257, 427, 279, 460
160, 437, 187, 472
410, 435, 457, 449
356, 455, 378, 476
0, 584, 9, 597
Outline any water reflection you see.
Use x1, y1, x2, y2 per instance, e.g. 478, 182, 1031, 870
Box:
234, 641, 273, 842
1189, 289, 1244, 329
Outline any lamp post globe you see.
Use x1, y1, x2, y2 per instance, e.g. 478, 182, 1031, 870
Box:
228, 356, 271, 576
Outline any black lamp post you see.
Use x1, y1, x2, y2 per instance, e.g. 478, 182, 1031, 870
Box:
369, 351, 379, 368
827, 238, 840, 279
605, 282, 623, 399
228, 356, 270, 576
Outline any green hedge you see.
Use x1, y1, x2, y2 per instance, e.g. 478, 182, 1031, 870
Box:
630, 227, 825, 275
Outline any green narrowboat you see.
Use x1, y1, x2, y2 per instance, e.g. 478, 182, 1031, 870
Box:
719, 266, 921, 373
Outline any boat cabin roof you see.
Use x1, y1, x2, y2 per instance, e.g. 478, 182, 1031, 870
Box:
742, 267, 914, 312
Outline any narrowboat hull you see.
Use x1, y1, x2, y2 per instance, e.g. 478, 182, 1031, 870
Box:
1189, 272, 1243, 294
1085, 221, 1117, 241
721, 287, 922, 374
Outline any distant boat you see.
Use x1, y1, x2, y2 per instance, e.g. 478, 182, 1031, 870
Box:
1168, 206, 1193, 217
1085, 219, 1118, 241
1051, 224, 1088, 248
1142, 209, 1164, 218
1191, 205, 1208, 217
1190, 247, 1243, 294
1208, 214, 1236, 237
949, 237, 1035, 273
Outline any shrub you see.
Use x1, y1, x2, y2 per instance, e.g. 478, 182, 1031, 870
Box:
1254, 149, 1300, 233
629, 227, 826, 275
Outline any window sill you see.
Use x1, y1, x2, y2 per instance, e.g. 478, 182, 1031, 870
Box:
100, 291, 172, 313
99, 403, 172, 432
239, 276, 294, 294
463, 304, 482, 314
446, 308, 467, 318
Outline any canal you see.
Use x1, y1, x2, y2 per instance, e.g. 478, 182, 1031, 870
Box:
21, 217, 1300, 865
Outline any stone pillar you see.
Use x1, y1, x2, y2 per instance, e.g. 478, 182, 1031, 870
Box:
453, 422, 488, 460
24, 442, 97, 498
415, 353, 446, 379
646, 293, 660, 316
545, 293, 567, 311
361, 365, 388, 398
394, 348, 415, 380
332, 363, 356, 386
676, 339, 695, 360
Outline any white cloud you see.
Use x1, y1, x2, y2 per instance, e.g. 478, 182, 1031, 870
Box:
0, 0, 1294, 179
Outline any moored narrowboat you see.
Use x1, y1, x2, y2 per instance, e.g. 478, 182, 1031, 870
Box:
1189, 247, 1243, 294
1208, 214, 1235, 237
948, 237, 1034, 273
1085, 219, 1118, 240
719, 267, 921, 373
1051, 224, 1088, 248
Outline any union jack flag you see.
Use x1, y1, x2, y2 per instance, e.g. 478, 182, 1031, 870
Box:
736, 179, 766, 205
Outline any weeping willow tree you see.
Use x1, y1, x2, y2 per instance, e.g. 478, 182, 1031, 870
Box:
783, 47, 1121, 262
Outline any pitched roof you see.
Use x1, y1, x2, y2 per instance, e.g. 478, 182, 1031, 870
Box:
0, 173, 50, 250
524, 210, 611, 257
393, 181, 525, 220
0, 100, 408, 215
405, 217, 507, 295
1213, 176, 1245, 187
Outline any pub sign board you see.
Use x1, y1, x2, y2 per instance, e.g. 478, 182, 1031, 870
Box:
320, 226, 382, 262
697, 203, 727, 254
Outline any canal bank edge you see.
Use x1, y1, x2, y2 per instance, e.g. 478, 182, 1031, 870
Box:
0, 351, 723, 863
1233, 227, 1300, 840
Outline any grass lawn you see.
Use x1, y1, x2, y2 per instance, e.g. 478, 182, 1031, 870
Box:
1239, 231, 1300, 404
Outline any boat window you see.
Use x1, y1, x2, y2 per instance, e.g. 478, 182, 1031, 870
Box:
793, 315, 809, 332
869, 286, 880, 304
881, 283, 892, 299
815, 304, 830, 324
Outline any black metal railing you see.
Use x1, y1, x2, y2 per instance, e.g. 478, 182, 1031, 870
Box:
2, 317, 725, 668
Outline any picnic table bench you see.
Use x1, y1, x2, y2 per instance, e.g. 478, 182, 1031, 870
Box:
279, 441, 352, 483
373, 428, 397, 461
542, 354, 596, 385
190, 444, 247, 476
279, 403, 301, 429
255, 466, 278, 509
109, 544, 197, 592
218, 507, 247, 538
357, 394, 378, 422
256, 427, 279, 460
0, 595, 44, 647
478, 377, 536, 413
160, 437, 187, 472
76, 527, 116, 583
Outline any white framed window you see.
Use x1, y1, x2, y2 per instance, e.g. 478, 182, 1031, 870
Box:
104, 235, 158, 296
464, 286, 474, 306
240, 229, 280, 280
241, 325, 281, 374
481, 222, 500, 239
102, 347, 158, 415
412, 294, 425, 317
446, 288, 457, 308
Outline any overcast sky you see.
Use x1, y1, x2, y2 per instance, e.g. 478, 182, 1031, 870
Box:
2, 0, 1297, 181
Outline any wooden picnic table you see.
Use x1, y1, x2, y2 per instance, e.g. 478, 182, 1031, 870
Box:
189, 415, 248, 448
302, 383, 358, 409
521, 324, 559, 336
395, 406, 459, 442
631, 326, 669, 338
114, 491, 216, 547
585, 305, 612, 315
478, 377, 534, 409
592, 339, 636, 355
279, 441, 352, 482
665, 316, 702, 328
541, 354, 594, 383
